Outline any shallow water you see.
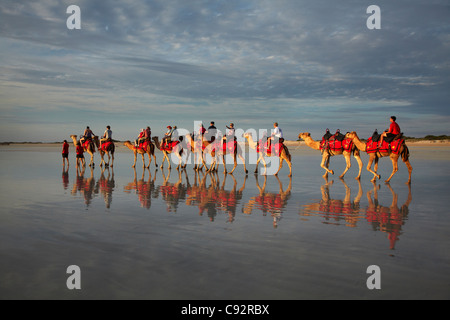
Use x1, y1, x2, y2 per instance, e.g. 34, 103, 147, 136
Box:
0, 144, 449, 299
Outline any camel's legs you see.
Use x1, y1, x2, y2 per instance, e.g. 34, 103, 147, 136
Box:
132, 152, 137, 168
385, 155, 399, 183
404, 159, 413, 184
286, 157, 292, 177
321, 154, 334, 178
354, 154, 363, 180
339, 154, 352, 179
366, 155, 381, 182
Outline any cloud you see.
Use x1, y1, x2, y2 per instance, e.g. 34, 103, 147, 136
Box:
0, 0, 449, 141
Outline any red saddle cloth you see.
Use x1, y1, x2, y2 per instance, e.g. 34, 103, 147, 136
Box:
161, 140, 180, 151
257, 140, 283, 157
82, 139, 94, 150
100, 140, 113, 151
320, 137, 354, 152
137, 140, 151, 151
366, 137, 403, 154
222, 140, 237, 153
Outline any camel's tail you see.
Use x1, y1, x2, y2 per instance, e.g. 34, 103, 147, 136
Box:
284, 145, 291, 162
401, 144, 410, 162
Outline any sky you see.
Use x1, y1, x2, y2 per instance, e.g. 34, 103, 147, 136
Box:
0, 0, 449, 142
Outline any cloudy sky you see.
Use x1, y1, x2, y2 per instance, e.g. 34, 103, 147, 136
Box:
0, 0, 449, 142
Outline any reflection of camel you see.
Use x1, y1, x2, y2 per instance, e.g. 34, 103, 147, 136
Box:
96, 166, 115, 208
366, 182, 412, 249
202, 138, 248, 175
70, 135, 95, 167
298, 132, 363, 180
152, 136, 184, 170
71, 166, 96, 206
345, 131, 412, 184
244, 133, 292, 177
124, 168, 157, 209
185, 171, 247, 222
300, 178, 363, 227
243, 174, 292, 228
95, 136, 115, 167
158, 168, 188, 212
123, 140, 157, 169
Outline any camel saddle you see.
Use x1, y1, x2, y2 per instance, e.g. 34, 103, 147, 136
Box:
161, 140, 180, 151
366, 131, 404, 154
99, 140, 114, 151
257, 139, 284, 157
320, 129, 353, 153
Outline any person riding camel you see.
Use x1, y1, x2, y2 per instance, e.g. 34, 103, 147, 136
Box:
100, 125, 112, 148
135, 128, 145, 147
379, 116, 401, 145
206, 121, 217, 142
162, 125, 176, 146
268, 122, 284, 149
225, 123, 236, 142
135, 126, 151, 147
80, 126, 95, 145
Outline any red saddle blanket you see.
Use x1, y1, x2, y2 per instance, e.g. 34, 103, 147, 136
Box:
82, 139, 94, 150
137, 140, 151, 151
99, 140, 114, 151
366, 137, 403, 154
161, 140, 180, 151
320, 138, 354, 152
257, 141, 283, 157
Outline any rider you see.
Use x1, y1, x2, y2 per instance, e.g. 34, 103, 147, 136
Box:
268, 122, 284, 148
135, 128, 145, 147
80, 126, 95, 145
162, 125, 176, 146
100, 125, 112, 148
206, 121, 217, 142
225, 123, 235, 142
380, 116, 401, 145
135, 126, 151, 147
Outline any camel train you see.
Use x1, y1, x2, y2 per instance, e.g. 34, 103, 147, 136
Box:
69, 121, 412, 184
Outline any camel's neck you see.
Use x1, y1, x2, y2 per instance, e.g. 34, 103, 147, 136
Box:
351, 135, 367, 151
70, 136, 78, 146
124, 141, 136, 151
245, 135, 257, 150
152, 137, 161, 150
303, 136, 320, 150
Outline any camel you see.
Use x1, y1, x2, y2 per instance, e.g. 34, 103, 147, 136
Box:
298, 132, 363, 180
94, 136, 115, 167
345, 131, 412, 184
70, 135, 95, 167
244, 133, 292, 177
202, 138, 249, 175
123, 140, 157, 168
152, 136, 184, 170
182, 134, 211, 171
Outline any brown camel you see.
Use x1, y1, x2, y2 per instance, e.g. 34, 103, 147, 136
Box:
298, 132, 363, 180
70, 135, 96, 167
244, 133, 292, 177
123, 140, 157, 168
201, 138, 249, 175
94, 136, 115, 167
183, 134, 217, 171
152, 136, 184, 170
345, 131, 412, 184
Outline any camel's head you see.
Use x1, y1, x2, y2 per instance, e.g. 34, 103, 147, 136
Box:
345, 131, 357, 140
298, 132, 310, 140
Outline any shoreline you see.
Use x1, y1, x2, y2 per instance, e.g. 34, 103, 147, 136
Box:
2, 139, 450, 147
